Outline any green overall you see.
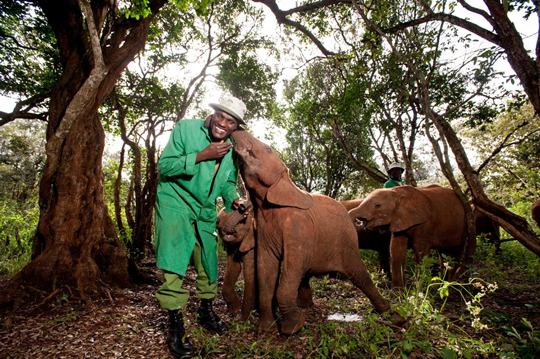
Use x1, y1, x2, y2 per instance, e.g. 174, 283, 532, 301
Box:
383, 178, 403, 188
154, 119, 239, 310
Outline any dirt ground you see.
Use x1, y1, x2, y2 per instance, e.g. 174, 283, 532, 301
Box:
1, 259, 539, 358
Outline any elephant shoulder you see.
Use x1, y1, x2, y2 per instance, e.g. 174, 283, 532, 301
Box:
312, 194, 352, 217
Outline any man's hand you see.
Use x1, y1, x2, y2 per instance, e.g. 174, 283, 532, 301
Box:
232, 198, 251, 215
196, 143, 233, 162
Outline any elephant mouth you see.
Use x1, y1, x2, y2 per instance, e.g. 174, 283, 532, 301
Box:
374, 224, 391, 234
222, 233, 238, 242
367, 222, 390, 234
353, 218, 367, 229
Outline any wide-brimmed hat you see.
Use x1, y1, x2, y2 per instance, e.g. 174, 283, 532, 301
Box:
388, 162, 405, 172
209, 93, 247, 125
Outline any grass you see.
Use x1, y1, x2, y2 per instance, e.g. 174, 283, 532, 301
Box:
2, 231, 539, 358
199, 237, 540, 358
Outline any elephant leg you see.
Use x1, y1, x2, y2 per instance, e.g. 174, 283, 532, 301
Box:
390, 234, 408, 288
276, 269, 305, 335
240, 249, 257, 321
297, 276, 313, 308
378, 248, 391, 280
222, 252, 242, 314
344, 254, 390, 314
257, 251, 280, 334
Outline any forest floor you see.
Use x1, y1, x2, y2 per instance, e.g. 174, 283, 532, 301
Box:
1, 253, 539, 358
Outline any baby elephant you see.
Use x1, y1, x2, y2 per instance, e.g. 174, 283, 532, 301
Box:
232, 130, 398, 335
217, 207, 256, 321
349, 185, 473, 288
217, 207, 315, 321
341, 199, 391, 277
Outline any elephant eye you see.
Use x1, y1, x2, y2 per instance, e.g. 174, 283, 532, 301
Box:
374, 203, 381, 209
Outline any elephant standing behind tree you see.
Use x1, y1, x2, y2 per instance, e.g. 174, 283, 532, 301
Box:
473, 206, 501, 252
349, 185, 474, 288
232, 129, 398, 335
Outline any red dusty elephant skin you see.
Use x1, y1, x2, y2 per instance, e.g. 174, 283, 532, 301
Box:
217, 208, 257, 321
349, 185, 475, 288
341, 199, 392, 277
232, 130, 393, 335
342, 199, 498, 276
217, 206, 315, 321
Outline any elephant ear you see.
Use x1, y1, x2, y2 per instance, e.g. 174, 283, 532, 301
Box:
390, 186, 431, 233
239, 216, 255, 253
266, 174, 313, 209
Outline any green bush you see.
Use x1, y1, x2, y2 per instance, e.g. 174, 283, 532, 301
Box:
0, 199, 38, 274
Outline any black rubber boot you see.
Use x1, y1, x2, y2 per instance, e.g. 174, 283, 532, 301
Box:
167, 310, 194, 358
197, 298, 227, 334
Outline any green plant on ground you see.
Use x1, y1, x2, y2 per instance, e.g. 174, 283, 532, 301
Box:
505, 318, 540, 359
0, 199, 38, 275
389, 257, 499, 357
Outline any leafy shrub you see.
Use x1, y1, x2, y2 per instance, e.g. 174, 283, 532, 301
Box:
0, 199, 38, 274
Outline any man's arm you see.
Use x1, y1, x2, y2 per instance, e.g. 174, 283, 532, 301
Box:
158, 122, 198, 177
221, 162, 240, 212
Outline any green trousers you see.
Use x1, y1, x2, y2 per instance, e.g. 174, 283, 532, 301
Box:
155, 239, 218, 311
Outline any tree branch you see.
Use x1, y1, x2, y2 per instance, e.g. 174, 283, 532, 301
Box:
477, 121, 539, 173
253, 0, 338, 56
384, 12, 501, 46
43, 0, 109, 186
0, 93, 50, 126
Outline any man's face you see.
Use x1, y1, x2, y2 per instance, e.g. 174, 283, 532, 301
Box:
210, 111, 239, 141
388, 168, 403, 180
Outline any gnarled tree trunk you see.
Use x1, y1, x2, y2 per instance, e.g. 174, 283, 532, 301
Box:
1, 0, 167, 305
28, 105, 129, 297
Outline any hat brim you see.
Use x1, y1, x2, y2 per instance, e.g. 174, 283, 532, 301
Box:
209, 103, 246, 125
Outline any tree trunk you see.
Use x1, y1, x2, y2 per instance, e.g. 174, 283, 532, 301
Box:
25, 106, 130, 298
0, 0, 168, 305
426, 107, 540, 256
135, 138, 158, 259
114, 145, 128, 241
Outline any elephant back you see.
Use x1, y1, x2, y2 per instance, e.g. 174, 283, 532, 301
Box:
417, 185, 466, 249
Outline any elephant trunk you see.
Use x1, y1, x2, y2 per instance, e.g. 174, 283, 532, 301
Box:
219, 202, 253, 242
220, 210, 246, 236
348, 206, 368, 223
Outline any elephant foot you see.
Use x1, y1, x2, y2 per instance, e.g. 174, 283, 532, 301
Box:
380, 310, 408, 328
297, 299, 313, 309
223, 293, 242, 314
391, 279, 405, 289
257, 316, 277, 335
280, 310, 305, 335
227, 303, 241, 313
240, 308, 255, 321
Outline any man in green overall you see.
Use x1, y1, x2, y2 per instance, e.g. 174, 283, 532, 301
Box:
383, 162, 405, 188
155, 93, 246, 358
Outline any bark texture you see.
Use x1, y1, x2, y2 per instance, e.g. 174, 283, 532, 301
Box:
2, 0, 167, 304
